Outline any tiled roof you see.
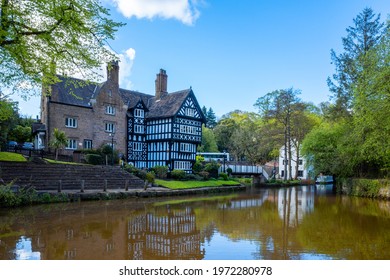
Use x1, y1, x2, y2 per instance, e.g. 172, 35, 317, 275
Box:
51, 77, 195, 119
147, 89, 191, 119
52, 76, 100, 107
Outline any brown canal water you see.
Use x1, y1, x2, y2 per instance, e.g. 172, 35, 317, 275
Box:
0, 185, 389, 260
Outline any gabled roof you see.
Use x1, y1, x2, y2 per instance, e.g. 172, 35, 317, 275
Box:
119, 89, 153, 109
147, 89, 192, 119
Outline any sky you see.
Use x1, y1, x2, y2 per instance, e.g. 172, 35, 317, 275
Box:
12, 0, 390, 119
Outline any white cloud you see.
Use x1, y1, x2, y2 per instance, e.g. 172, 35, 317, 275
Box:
110, 0, 201, 25
118, 47, 136, 89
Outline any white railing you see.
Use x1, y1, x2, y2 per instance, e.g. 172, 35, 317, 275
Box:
219, 164, 269, 179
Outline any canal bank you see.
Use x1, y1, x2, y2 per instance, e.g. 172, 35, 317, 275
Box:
41, 184, 247, 202
336, 178, 390, 200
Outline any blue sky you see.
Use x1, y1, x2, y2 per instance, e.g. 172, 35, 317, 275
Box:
13, 0, 390, 119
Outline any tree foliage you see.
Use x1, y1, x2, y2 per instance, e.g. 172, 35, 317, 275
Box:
0, 0, 124, 94
303, 8, 390, 178
326, 7, 386, 119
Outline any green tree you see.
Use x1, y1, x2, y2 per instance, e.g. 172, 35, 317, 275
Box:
326, 8, 385, 119
0, 94, 18, 147
50, 128, 67, 160
198, 125, 218, 152
206, 107, 217, 129
254, 88, 301, 180
213, 111, 240, 153
0, 0, 124, 94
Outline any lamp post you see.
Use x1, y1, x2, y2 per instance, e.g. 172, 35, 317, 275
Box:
109, 133, 115, 166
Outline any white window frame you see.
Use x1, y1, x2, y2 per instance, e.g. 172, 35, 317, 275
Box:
66, 139, 77, 150
65, 117, 77, 128
83, 139, 92, 149
105, 122, 115, 133
105, 105, 116, 115
134, 125, 144, 134
134, 108, 144, 118
180, 143, 192, 152
185, 108, 195, 117
133, 142, 143, 151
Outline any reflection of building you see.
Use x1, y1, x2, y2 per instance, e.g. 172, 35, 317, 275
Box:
278, 186, 315, 227
127, 207, 203, 260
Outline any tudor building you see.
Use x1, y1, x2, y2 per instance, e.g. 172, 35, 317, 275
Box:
40, 63, 206, 172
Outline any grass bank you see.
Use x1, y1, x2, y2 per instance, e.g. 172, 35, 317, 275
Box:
337, 178, 390, 200
155, 179, 241, 189
0, 152, 26, 162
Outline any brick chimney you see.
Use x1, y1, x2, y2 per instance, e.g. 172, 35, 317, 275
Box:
107, 61, 119, 91
155, 69, 168, 99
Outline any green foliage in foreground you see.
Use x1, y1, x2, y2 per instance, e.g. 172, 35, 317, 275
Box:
155, 179, 240, 190
0, 184, 69, 208
0, 152, 26, 162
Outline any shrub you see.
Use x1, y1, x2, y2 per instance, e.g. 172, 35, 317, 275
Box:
204, 162, 220, 178
198, 171, 210, 180
152, 165, 168, 179
219, 172, 228, 181
226, 167, 233, 176
192, 161, 203, 173
145, 172, 156, 184
171, 169, 186, 180
0, 185, 21, 207
86, 154, 103, 165
184, 173, 201, 181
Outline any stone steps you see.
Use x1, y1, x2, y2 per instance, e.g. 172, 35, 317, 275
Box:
0, 162, 144, 191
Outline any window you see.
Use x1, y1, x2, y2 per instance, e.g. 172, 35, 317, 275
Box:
134, 125, 144, 134
66, 139, 77, 150
133, 142, 143, 151
298, 159, 303, 165
298, 170, 304, 177
83, 139, 92, 149
185, 108, 195, 117
180, 143, 192, 152
65, 117, 77, 128
105, 122, 115, 133
180, 125, 196, 134
134, 109, 144, 118
105, 105, 115, 115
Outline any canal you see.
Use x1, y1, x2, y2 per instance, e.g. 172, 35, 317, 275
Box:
0, 185, 389, 260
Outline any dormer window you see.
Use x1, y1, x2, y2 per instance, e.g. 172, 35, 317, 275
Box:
134, 108, 144, 118
105, 105, 115, 115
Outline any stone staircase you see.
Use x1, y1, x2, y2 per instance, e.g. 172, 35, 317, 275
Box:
0, 162, 144, 191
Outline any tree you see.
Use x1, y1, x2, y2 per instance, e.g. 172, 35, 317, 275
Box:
50, 128, 67, 160
213, 111, 240, 153
0, 0, 124, 94
326, 8, 385, 119
198, 125, 218, 152
206, 107, 217, 128
290, 103, 321, 179
254, 88, 301, 180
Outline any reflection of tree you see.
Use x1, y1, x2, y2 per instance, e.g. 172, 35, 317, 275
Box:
297, 196, 390, 259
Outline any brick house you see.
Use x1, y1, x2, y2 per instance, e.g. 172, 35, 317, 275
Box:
40, 62, 206, 172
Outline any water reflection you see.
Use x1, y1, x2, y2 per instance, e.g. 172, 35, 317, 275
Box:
0, 185, 389, 260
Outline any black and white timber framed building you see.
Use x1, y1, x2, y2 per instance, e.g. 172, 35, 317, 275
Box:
40, 63, 206, 173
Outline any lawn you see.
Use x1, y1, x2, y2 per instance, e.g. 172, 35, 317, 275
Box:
0, 152, 27, 162
155, 179, 241, 189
